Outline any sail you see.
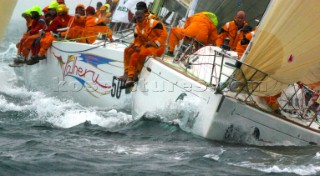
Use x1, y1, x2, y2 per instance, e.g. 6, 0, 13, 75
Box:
0, 0, 17, 41
239, 0, 320, 96
111, 0, 154, 23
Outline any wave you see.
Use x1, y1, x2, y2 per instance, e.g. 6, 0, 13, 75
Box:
242, 163, 320, 176
204, 147, 320, 176
0, 43, 17, 62
0, 47, 134, 130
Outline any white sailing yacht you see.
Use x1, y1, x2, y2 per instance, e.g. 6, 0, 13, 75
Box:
11, 1, 134, 110
10, 0, 189, 110
132, 0, 320, 146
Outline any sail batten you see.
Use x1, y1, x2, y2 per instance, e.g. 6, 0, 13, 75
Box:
240, 0, 320, 96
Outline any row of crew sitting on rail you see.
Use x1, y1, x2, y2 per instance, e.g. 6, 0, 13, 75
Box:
14, 1, 254, 89
15, 0, 114, 65
116, 6, 256, 87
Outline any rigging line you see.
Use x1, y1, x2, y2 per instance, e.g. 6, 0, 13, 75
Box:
64, 18, 74, 40
88, 0, 93, 10
142, 63, 210, 101
213, 0, 228, 15
51, 43, 103, 53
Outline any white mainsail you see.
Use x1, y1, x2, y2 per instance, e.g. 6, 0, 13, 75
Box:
0, 0, 17, 41
240, 0, 320, 96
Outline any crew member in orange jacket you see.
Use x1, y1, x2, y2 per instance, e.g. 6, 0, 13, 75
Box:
98, 4, 112, 23
236, 25, 254, 59
216, 10, 247, 50
42, 6, 50, 26
118, 10, 167, 87
22, 9, 33, 31
15, 9, 33, 60
167, 12, 218, 56
81, 6, 113, 44
21, 5, 46, 58
17, 5, 45, 63
95, 2, 103, 17
61, 4, 86, 40
31, 2, 59, 59
32, 4, 71, 62
130, 1, 156, 21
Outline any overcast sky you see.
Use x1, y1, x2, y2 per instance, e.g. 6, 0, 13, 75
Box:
11, 0, 106, 21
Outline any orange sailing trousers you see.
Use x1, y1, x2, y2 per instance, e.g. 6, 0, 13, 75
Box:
126, 45, 165, 78
39, 32, 56, 56
16, 32, 30, 56
168, 27, 185, 52
168, 21, 217, 52
21, 34, 41, 58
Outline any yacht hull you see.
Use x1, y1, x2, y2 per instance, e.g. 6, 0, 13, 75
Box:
14, 41, 131, 109
133, 46, 320, 146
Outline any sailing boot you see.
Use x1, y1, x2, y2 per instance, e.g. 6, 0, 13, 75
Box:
116, 73, 128, 81
13, 55, 26, 65
26, 56, 39, 65
125, 76, 135, 88
38, 55, 46, 60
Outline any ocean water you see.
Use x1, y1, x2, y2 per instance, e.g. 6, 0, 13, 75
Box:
1, 21, 320, 176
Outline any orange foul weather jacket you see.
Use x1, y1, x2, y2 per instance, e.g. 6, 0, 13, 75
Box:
60, 16, 86, 40
16, 18, 33, 56
19, 18, 46, 58
124, 19, 168, 77
39, 14, 72, 56
82, 15, 112, 44
216, 21, 248, 50
236, 30, 255, 59
168, 12, 218, 52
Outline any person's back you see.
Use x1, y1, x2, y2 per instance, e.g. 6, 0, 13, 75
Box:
167, 11, 218, 56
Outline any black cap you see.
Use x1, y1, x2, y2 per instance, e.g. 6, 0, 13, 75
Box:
136, 1, 147, 10
97, 2, 103, 8
135, 9, 145, 15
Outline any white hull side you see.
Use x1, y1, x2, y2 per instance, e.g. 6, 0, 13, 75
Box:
15, 41, 130, 109
133, 57, 320, 146
206, 97, 320, 146
132, 57, 225, 138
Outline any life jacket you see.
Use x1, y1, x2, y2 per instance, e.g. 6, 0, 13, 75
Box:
236, 30, 255, 59
29, 16, 46, 35
134, 18, 167, 47
45, 14, 72, 32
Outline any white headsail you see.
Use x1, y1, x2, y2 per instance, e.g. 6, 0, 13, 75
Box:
0, 0, 17, 41
239, 0, 320, 96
